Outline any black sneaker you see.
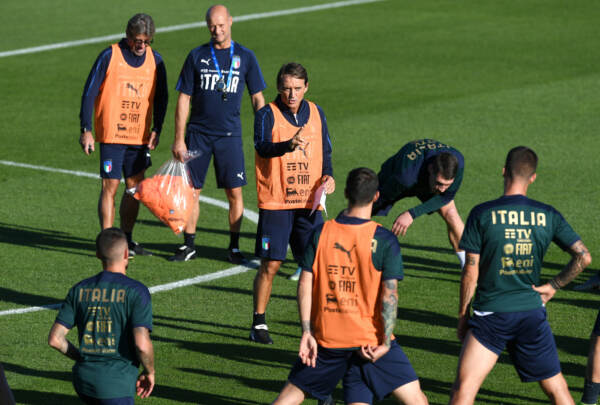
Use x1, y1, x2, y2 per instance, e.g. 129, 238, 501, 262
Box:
168, 245, 197, 262
318, 395, 335, 405
128, 241, 153, 257
227, 248, 248, 265
249, 324, 273, 344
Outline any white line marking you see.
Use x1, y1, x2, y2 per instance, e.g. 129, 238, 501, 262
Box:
0, 0, 383, 58
0, 160, 261, 317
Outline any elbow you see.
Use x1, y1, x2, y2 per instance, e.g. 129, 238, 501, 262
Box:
583, 252, 592, 268
48, 333, 60, 350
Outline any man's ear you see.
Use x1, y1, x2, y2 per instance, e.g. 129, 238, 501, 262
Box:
529, 173, 537, 184
373, 190, 380, 203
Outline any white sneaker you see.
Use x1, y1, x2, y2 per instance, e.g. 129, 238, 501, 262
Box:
288, 267, 302, 281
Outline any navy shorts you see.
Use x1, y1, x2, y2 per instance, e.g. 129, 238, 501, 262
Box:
592, 310, 600, 336
255, 209, 323, 261
99, 144, 151, 180
288, 340, 418, 403
468, 307, 561, 382
185, 131, 246, 189
76, 391, 133, 405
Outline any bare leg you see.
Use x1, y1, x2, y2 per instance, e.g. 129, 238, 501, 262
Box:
449, 331, 498, 405
98, 178, 120, 229
184, 188, 202, 234
120, 172, 145, 233
253, 259, 282, 314
438, 200, 464, 252
225, 187, 243, 233
538, 373, 574, 405
272, 381, 305, 405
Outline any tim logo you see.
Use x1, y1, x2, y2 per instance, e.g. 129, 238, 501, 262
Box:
334, 243, 356, 262
286, 188, 298, 196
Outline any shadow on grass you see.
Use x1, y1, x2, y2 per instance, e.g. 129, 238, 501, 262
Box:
137, 219, 255, 239
153, 385, 263, 404
180, 367, 282, 394
151, 335, 296, 368
3, 362, 71, 382
0, 222, 94, 257
399, 242, 455, 255
196, 285, 295, 302
552, 296, 600, 310
397, 307, 456, 329
554, 334, 589, 357
12, 389, 80, 405
0, 287, 61, 308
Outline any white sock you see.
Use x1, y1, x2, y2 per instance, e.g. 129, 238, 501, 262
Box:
456, 251, 466, 269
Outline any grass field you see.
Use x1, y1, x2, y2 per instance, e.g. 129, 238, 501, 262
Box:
1, 0, 599, 404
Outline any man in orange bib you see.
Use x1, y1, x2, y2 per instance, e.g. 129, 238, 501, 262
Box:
79, 13, 168, 257
251, 63, 335, 344
272, 168, 428, 404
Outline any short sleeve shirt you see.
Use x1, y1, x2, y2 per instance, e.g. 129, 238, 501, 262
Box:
176, 41, 266, 137
459, 195, 579, 312
55, 271, 152, 398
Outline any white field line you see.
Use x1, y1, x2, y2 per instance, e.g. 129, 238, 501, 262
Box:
0, 159, 260, 317
0, 0, 384, 58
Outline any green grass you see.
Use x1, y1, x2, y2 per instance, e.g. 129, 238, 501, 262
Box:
1, 0, 600, 404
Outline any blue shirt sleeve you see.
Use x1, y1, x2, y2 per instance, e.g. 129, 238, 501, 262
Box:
317, 105, 333, 177
151, 51, 168, 135
459, 208, 482, 254
244, 49, 266, 96
300, 223, 325, 272
55, 287, 76, 329
79, 47, 112, 129
253, 105, 293, 157
175, 51, 196, 96
373, 226, 404, 280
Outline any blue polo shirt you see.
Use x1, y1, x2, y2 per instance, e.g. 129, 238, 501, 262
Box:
176, 41, 266, 137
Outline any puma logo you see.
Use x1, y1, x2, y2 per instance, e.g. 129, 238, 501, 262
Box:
200, 58, 211, 66
334, 242, 356, 262
126, 83, 141, 95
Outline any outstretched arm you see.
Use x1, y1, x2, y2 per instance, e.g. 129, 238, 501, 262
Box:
533, 240, 591, 303
48, 323, 82, 361
457, 253, 479, 341
134, 326, 155, 398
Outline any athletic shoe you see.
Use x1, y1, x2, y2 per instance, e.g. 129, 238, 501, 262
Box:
128, 241, 153, 257
318, 395, 335, 405
249, 324, 273, 344
227, 248, 248, 265
288, 267, 302, 281
574, 272, 600, 291
168, 245, 197, 262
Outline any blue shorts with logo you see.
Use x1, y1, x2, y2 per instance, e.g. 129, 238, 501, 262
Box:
288, 340, 418, 403
185, 130, 246, 189
99, 144, 151, 180
255, 209, 323, 261
468, 307, 561, 382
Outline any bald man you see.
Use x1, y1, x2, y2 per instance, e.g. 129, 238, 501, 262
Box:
170, 4, 266, 263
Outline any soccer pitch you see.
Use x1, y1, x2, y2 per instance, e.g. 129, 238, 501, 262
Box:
1, 0, 599, 404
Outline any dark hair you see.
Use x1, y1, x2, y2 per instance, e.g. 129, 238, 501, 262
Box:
345, 167, 379, 207
504, 146, 538, 179
96, 228, 127, 263
276, 62, 308, 91
126, 13, 155, 38
430, 152, 459, 180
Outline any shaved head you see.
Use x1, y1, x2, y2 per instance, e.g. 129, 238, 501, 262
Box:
96, 228, 127, 264
206, 4, 230, 21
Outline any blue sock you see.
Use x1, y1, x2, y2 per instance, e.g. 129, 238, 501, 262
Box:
582, 380, 600, 404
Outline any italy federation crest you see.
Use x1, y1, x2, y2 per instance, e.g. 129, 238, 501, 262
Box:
261, 237, 270, 251
103, 159, 112, 174
232, 55, 241, 69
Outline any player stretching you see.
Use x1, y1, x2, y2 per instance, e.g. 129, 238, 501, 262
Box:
449, 146, 591, 405
273, 168, 428, 405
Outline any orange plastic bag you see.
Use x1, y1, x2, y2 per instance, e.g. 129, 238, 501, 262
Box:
133, 158, 196, 234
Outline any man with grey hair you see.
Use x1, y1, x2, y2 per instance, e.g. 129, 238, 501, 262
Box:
170, 4, 266, 263
79, 13, 168, 256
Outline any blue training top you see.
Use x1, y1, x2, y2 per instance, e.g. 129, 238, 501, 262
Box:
176, 41, 266, 137
79, 38, 168, 135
